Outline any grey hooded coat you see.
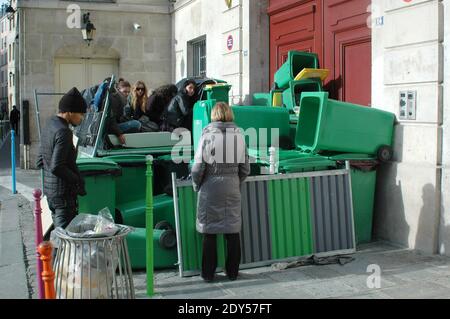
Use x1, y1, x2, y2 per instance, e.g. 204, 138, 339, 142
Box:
191, 121, 250, 234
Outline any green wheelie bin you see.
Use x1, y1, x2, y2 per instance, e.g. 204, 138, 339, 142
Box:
104, 154, 147, 224
127, 227, 178, 269
296, 92, 395, 160
76, 158, 121, 218
282, 79, 323, 113
329, 154, 379, 245
274, 51, 320, 90
202, 83, 231, 104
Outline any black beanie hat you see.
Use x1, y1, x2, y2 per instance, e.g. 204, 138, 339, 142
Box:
59, 87, 87, 113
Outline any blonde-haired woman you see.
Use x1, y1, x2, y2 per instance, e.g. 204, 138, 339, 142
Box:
130, 81, 148, 119
125, 80, 158, 132
191, 102, 250, 283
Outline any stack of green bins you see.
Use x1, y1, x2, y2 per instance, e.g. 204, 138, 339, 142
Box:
105, 154, 177, 269
274, 51, 320, 90
294, 92, 395, 245
76, 158, 121, 218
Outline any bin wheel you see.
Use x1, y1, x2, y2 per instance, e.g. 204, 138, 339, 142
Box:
159, 229, 176, 249
115, 209, 123, 224
155, 220, 172, 230
377, 145, 393, 162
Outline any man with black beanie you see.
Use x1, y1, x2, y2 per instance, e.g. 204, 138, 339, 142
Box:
37, 87, 87, 230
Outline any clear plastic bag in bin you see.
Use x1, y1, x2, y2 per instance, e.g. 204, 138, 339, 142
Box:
65, 207, 121, 238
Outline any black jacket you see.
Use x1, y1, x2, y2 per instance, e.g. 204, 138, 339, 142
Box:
145, 94, 167, 126
9, 108, 20, 123
107, 92, 129, 137
37, 116, 84, 199
163, 91, 195, 131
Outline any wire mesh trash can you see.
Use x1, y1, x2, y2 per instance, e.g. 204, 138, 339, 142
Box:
52, 225, 135, 299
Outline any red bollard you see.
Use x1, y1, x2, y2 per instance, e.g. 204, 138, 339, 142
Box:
33, 189, 45, 299
38, 242, 56, 299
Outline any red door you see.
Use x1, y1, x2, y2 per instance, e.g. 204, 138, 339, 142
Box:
268, 0, 371, 106
268, 0, 323, 86
323, 0, 371, 105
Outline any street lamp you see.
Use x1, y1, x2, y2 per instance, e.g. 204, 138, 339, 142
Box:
81, 13, 96, 46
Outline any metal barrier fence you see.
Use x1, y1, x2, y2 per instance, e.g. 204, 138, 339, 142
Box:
172, 167, 356, 277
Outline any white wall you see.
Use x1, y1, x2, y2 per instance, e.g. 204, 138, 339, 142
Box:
172, 0, 269, 104
372, 0, 444, 254
440, 0, 450, 255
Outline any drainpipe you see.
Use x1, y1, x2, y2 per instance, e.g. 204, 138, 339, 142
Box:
438, 2, 446, 255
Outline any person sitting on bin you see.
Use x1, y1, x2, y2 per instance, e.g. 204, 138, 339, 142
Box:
145, 84, 178, 129
126, 80, 148, 121
123, 80, 158, 132
191, 102, 250, 283
36, 87, 87, 230
161, 79, 196, 132
107, 80, 141, 145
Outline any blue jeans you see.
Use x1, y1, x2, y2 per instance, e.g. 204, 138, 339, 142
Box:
118, 120, 141, 133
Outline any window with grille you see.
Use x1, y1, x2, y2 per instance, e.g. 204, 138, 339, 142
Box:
191, 37, 206, 77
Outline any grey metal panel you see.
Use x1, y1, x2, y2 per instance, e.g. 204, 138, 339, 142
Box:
310, 174, 355, 253
240, 180, 272, 264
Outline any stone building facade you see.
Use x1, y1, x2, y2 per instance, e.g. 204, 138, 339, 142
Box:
16, 0, 172, 168
12, 0, 450, 256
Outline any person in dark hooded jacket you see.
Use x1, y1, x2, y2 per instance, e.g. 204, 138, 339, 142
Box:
37, 87, 87, 230
162, 79, 196, 132
191, 102, 250, 283
145, 84, 178, 128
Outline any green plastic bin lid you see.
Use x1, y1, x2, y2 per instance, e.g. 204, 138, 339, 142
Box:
104, 154, 148, 164
328, 153, 376, 161
76, 158, 120, 171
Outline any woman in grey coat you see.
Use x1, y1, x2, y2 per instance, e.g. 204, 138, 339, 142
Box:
191, 102, 250, 282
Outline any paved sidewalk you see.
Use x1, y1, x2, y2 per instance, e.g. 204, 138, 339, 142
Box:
0, 189, 36, 299
1, 168, 450, 299
0, 169, 41, 299
133, 242, 450, 299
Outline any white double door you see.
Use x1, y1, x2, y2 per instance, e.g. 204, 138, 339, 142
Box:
55, 58, 119, 94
